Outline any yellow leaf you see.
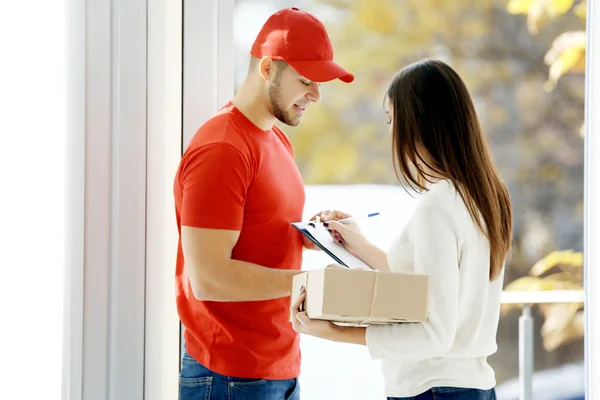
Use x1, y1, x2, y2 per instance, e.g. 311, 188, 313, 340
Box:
527, 3, 546, 34
574, 1, 587, 20
546, 0, 575, 17
530, 249, 583, 276
352, 0, 397, 34
555, 281, 584, 290
540, 302, 580, 333
510, 0, 576, 34
529, 251, 560, 276
504, 276, 557, 291
542, 272, 576, 282
507, 0, 535, 14
543, 30, 586, 90
571, 251, 584, 267
540, 305, 584, 351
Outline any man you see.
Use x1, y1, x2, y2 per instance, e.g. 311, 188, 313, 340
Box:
173, 7, 354, 399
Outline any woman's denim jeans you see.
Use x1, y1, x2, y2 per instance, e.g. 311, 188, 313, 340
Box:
388, 386, 496, 400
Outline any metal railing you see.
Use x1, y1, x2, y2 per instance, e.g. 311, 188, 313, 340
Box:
500, 290, 585, 400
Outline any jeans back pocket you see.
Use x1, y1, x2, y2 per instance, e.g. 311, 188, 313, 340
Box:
179, 376, 213, 400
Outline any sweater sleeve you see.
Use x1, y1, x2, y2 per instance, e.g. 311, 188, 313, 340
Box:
366, 207, 460, 360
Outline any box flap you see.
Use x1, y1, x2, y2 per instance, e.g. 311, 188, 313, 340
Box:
290, 272, 308, 322
306, 269, 326, 318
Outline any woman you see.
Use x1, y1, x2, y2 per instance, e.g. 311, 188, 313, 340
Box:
290, 59, 512, 400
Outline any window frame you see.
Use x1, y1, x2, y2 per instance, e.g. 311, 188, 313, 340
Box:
63, 0, 234, 398
584, 0, 599, 398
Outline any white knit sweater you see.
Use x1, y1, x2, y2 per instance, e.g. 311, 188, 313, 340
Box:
365, 180, 505, 397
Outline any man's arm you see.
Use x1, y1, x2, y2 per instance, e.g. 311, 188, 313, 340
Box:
182, 225, 302, 302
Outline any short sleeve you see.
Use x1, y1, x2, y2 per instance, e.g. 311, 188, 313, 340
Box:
180, 143, 252, 230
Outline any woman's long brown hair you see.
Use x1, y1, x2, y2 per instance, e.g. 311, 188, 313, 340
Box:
387, 60, 512, 281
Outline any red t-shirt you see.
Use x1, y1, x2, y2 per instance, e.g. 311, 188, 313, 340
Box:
173, 102, 305, 379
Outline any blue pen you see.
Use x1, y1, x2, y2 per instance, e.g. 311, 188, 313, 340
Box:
334, 212, 380, 225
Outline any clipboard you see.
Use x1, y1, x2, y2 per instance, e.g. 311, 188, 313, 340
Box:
292, 222, 372, 270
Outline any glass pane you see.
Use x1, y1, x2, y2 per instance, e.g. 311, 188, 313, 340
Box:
234, 1, 586, 398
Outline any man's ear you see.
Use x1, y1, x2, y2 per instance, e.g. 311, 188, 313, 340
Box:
258, 57, 274, 81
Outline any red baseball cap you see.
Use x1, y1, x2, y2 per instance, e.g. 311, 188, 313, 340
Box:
251, 7, 354, 83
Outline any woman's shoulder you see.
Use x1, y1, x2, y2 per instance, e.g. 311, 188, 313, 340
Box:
405, 180, 469, 234
417, 179, 462, 214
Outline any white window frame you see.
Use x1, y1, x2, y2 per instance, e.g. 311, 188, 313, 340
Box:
144, 0, 184, 399
179, 0, 235, 357
64, 0, 150, 398
63, 0, 598, 398
64, 0, 233, 399
584, 0, 599, 398
182, 0, 234, 146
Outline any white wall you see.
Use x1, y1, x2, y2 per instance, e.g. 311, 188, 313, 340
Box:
0, 1, 68, 399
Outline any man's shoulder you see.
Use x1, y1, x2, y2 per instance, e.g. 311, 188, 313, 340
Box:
188, 111, 251, 154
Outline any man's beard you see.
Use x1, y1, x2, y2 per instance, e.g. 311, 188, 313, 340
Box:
268, 74, 298, 126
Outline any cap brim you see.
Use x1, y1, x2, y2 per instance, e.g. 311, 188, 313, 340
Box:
287, 59, 354, 83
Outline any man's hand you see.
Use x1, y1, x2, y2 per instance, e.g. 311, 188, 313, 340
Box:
302, 235, 321, 251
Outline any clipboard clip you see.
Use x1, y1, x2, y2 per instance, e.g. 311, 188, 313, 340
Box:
307, 213, 380, 228
307, 216, 323, 228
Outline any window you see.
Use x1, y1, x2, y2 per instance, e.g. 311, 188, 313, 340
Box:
233, 1, 589, 399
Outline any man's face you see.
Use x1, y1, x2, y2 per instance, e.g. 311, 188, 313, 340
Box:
268, 66, 321, 127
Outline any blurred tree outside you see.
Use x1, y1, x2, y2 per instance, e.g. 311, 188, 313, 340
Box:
504, 249, 584, 351
281, 0, 585, 383
284, 0, 586, 273
501, 0, 586, 356
234, 0, 585, 385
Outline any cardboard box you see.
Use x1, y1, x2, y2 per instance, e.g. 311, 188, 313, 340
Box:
291, 268, 429, 326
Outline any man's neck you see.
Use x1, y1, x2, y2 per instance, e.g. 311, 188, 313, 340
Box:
232, 81, 275, 131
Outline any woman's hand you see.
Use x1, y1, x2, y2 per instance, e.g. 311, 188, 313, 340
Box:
309, 210, 369, 256
309, 209, 388, 271
290, 285, 368, 345
302, 210, 347, 251
290, 286, 338, 340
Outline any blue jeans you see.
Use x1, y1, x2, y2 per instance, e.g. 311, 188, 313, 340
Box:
389, 386, 496, 400
179, 351, 300, 400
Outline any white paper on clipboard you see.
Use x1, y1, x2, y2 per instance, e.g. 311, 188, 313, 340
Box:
292, 222, 372, 270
